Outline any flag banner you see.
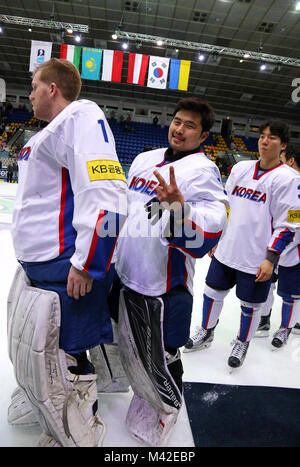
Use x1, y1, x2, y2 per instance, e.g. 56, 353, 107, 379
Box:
127, 53, 149, 86
169, 59, 191, 91
81, 47, 102, 80
102, 50, 124, 82
29, 40, 52, 72
0, 78, 6, 102
147, 56, 170, 89
60, 44, 81, 69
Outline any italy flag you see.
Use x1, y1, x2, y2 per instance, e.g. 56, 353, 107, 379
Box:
60, 44, 81, 69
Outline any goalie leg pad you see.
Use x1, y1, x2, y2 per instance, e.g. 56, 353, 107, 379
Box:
118, 287, 182, 415
8, 386, 39, 427
37, 433, 61, 447
7, 265, 105, 447
126, 394, 179, 447
89, 319, 130, 393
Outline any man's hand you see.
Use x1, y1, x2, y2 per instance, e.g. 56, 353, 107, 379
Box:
208, 245, 218, 258
67, 265, 94, 299
153, 166, 184, 210
255, 259, 273, 282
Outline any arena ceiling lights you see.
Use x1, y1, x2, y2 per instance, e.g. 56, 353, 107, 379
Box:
116, 30, 300, 68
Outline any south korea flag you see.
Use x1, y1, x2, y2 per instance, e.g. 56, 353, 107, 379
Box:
147, 56, 170, 89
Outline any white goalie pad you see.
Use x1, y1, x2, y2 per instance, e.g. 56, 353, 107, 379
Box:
8, 386, 39, 427
8, 318, 129, 426
126, 394, 179, 447
118, 288, 182, 416
7, 265, 105, 447
89, 319, 130, 393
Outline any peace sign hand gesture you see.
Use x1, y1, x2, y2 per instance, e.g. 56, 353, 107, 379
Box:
153, 166, 184, 211
144, 166, 186, 226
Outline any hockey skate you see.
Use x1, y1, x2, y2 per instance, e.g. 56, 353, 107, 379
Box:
254, 314, 270, 338
183, 326, 214, 353
292, 322, 300, 335
228, 339, 249, 372
271, 327, 292, 349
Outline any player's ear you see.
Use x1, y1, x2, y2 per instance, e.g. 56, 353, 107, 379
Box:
49, 82, 58, 98
281, 142, 287, 152
200, 131, 209, 144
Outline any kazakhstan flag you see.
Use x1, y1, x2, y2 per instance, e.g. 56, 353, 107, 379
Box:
81, 48, 102, 80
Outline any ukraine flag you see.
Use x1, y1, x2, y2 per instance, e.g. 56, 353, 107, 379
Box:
81, 48, 102, 80
169, 59, 191, 91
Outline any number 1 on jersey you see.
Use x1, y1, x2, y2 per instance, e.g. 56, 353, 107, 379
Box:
98, 119, 109, 143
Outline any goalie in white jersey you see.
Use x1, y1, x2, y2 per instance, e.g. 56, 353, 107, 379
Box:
7, 59, 127, 446
113, 97, 228, 445
185, 120, 300, 369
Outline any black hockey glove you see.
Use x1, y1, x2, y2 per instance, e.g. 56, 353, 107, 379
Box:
144, 196, 165, 225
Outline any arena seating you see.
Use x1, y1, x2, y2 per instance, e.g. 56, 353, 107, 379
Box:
110, 120, 169, 165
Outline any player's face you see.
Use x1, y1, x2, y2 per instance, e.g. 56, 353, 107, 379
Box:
281, 152, 299, 172
168, 110, 208, 154
258, 127, 286, 160
29, 71, 52, 122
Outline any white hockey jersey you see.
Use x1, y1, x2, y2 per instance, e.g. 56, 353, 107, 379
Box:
115, 148, 228, 296
12, 99, 128, 280
215, 160, 300, 274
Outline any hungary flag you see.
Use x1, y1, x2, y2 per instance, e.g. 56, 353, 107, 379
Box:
60, 44, 81, 69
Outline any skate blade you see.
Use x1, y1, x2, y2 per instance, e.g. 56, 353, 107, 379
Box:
228, 364, 241, 374
254, 330, 270, 338
270, 344, 283, 351
183, 342, 212, 353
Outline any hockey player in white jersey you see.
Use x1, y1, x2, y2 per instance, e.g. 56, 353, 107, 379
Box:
113, 97, 228, 445
255, 146, 300, 346
185, 120, 300, 369
7, 59, 127, 446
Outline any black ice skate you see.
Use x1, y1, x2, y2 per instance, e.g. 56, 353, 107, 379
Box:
271, 327, 292, 349
228, 339, 249, 371
183, 326, 214, 353
254, 314, 270, 338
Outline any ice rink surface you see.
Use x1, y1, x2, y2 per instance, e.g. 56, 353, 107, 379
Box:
0, 182, 299, 447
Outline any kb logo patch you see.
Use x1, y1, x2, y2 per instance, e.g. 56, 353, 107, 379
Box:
287, 210, 300, 222
86, 159, 126, 183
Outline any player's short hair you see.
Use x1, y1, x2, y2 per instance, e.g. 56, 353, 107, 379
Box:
259, 120, 290, 144
284, 145, 300, 169
33, 58, 81, 101
172, 97, 215, 132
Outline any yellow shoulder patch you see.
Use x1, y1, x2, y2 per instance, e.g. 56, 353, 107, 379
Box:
287, 210, 300, 222
226, 205, 230, 221
86, 159, 127, 183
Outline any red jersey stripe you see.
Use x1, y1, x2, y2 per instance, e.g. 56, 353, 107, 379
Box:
83, 209, 105, 273
185, 219, 223, 238
166, 248, 172, 292
58, 168, 68, 255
